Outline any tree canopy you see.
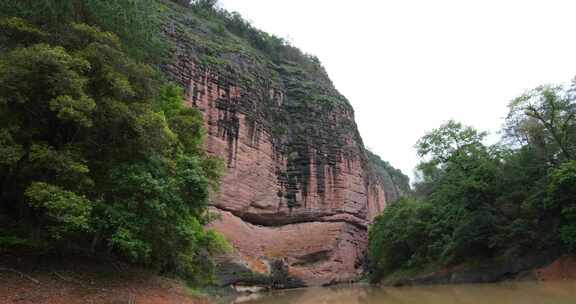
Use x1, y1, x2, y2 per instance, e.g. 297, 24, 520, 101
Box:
369, 80, 576, 283
0, 11, 227, 285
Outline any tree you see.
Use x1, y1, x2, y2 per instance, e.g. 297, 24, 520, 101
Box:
191, 0, 218, 10
369, 80, 576, 283
371, 122, 501, 276
0, 18, 227, 282
416, 120, 488, 166
547, 161, 576, 251
368, 197, 435, 282
505, 85, 576, 163
0, 0, 165, 62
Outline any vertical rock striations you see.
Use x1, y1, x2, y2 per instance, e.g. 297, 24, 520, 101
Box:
160, 1, 408, 287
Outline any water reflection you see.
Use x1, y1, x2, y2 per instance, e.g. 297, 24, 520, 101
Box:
228, 281, 576, 304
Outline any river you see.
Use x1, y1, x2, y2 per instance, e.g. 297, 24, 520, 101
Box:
227, 281, 576, 304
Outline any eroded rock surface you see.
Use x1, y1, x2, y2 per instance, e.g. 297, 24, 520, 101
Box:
160, 2, 404, 287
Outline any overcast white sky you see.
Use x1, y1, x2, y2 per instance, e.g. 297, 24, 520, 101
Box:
219, 0, 576, 182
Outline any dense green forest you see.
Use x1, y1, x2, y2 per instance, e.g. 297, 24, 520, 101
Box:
0, 0, 233, 285
368, 82, 576, 282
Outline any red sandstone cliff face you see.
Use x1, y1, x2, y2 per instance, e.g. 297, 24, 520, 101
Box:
161, 4, 396, 287
163, 64, 389, 287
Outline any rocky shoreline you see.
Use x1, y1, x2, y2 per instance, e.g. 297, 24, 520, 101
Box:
381, 253, 576, 287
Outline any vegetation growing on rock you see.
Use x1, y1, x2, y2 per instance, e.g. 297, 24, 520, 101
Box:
367, 151, 411, 201
161, 0, 406, 211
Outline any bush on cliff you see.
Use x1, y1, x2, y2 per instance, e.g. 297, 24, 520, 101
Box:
0, 16, 227, 284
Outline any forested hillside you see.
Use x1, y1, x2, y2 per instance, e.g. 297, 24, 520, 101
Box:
0, 0, 228, 285
369, 82, 576, 283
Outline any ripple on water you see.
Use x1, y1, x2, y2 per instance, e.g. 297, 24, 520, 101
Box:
227, 281, 576, 304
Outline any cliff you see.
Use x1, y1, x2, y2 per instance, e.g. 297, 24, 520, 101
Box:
159, 1, 407, 287
366, 151, 411, 203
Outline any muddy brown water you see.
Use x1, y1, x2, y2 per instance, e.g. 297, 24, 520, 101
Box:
228, 281, 576, 304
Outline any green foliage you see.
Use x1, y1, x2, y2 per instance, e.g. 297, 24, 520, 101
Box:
367, 150, 411, 197
369, 80, 576, 282
169, 0, 340, 107
0, 17, 47, 49
185, 1, 288, 60
25, 182, 92, 240
416, 120, 488, 165
548, 161, 576, 251
190, 0, 218, 10
505, 85, 576, 162
0, 0, 165, 62
548, 160, 576, 206
0, 17, 226, 284
155, 85, 208, 154
92, 154, 224, 281
368, 198, 434, 282
0, 129, 24, 166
